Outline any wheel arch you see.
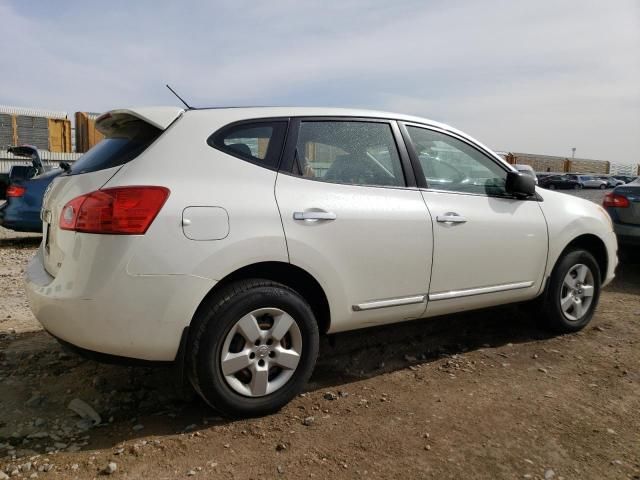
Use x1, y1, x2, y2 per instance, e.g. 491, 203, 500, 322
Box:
558, 234, 608, 282
191, 261, 331, 335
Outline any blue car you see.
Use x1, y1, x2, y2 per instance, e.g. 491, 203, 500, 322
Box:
0, 146, 67, 233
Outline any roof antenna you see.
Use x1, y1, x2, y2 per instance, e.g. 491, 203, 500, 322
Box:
166, 84, 194, 110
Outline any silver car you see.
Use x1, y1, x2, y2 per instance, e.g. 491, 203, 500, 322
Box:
567, 174, 608, 189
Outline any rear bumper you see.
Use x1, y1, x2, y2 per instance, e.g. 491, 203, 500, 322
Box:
25, 247, 215, 361
613, 222, 640, 246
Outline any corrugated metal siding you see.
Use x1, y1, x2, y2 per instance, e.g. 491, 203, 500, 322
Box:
0, 114, 12, 146
16, 115, 50, 149
0, 105, 68, 120
609, 163, 638, 176
0, 149, 82, 173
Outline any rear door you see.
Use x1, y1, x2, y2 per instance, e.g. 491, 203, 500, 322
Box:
275, 118, 433, 332
41, 108, 182, 277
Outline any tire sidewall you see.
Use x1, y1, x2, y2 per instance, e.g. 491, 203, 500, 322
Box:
192, 283, 319, 417
545, 249, 601, 332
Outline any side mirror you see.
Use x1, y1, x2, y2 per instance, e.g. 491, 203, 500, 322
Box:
506, 171, 536, 198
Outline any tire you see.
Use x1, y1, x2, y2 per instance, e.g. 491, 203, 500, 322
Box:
541, 249, 601, 333
549, 184, 556, 190
573, 184, 580, 190
599, 184, 606, 190
187, 279, 319, 418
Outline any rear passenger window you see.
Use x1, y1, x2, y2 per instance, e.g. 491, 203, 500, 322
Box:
292, 121, 405, 187
209, 121, 287, 169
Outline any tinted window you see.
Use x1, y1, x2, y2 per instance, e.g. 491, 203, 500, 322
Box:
405, 126, 507, 196
209, 121, 287, 169
292, 121, 405, 187
70, 120, 161, 175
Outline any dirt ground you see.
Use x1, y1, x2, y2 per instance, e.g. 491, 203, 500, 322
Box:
1, 199, 639, 479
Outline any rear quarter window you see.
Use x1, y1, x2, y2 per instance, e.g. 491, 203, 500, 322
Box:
208, 120, 288, 170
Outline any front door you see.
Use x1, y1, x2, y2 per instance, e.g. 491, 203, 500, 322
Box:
401, 123, 548, 316
275, 119, 433, 332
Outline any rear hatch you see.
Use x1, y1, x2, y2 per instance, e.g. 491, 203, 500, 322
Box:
41, 107, 183, 277
615, 184, 640, 226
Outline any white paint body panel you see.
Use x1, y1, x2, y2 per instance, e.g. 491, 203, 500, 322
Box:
536, 188, 617, 286
182, 206, 229, 240
275, 174, 433, 332
422, 190, 548, 316
24, 106, 618, 361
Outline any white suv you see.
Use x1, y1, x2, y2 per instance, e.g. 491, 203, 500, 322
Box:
25, 107, 617, 417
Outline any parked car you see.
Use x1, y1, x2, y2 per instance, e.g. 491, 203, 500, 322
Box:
612, 175, 638, 184
603, 178, 640, 247
513, 164, 538, 184
566, 174, 608, 189
25, 107, 618, 417
595, 175, 624, 188
539, 175, 582, 190
0, 146, 67, 232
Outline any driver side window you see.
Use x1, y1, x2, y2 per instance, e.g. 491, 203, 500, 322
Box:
405, 126, 507, 196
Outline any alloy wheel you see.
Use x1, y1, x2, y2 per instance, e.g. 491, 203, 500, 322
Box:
220, 308, 302, 397
560, 264, 595, 321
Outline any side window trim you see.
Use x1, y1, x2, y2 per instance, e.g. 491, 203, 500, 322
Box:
279, 116, 414, 188
207, 117, 290, 171
399, 121, 512, 195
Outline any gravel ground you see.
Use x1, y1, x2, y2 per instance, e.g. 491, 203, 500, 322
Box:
1, 188, 638, 479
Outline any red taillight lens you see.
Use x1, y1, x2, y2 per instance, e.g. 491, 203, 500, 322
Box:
603, 193, 630, 208
59, 186, 170, 234
6, 185, 26, 197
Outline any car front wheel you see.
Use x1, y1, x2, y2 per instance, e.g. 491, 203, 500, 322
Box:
541, 249, 601, 332
187, 279, 319, 418
599, 184, 606, 190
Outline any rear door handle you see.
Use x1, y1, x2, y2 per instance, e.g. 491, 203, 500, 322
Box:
293, 211, 337, 221
436, 212, 467, 224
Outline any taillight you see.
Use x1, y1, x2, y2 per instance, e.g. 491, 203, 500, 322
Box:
6, 185, 26, 197
59, 186, 170, 234
603, 193, 630, 208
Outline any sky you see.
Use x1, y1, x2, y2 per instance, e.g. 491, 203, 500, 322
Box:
1, 0, 639, 164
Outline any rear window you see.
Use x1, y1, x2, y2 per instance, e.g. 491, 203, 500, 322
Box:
69, 119, 161, 175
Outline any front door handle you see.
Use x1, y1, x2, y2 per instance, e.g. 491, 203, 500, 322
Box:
436, 212, 467, 224
293, 211, 337, 221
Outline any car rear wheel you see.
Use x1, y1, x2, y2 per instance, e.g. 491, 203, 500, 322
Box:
573, 184, 580, 190
549, 184, 556, 190
599, 184, 606, 190
541, 249, 601, 332
187, 279, 319, 418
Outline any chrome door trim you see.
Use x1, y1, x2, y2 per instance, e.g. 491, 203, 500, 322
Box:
352, 295, 426, 312
428, 281, 534, 301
